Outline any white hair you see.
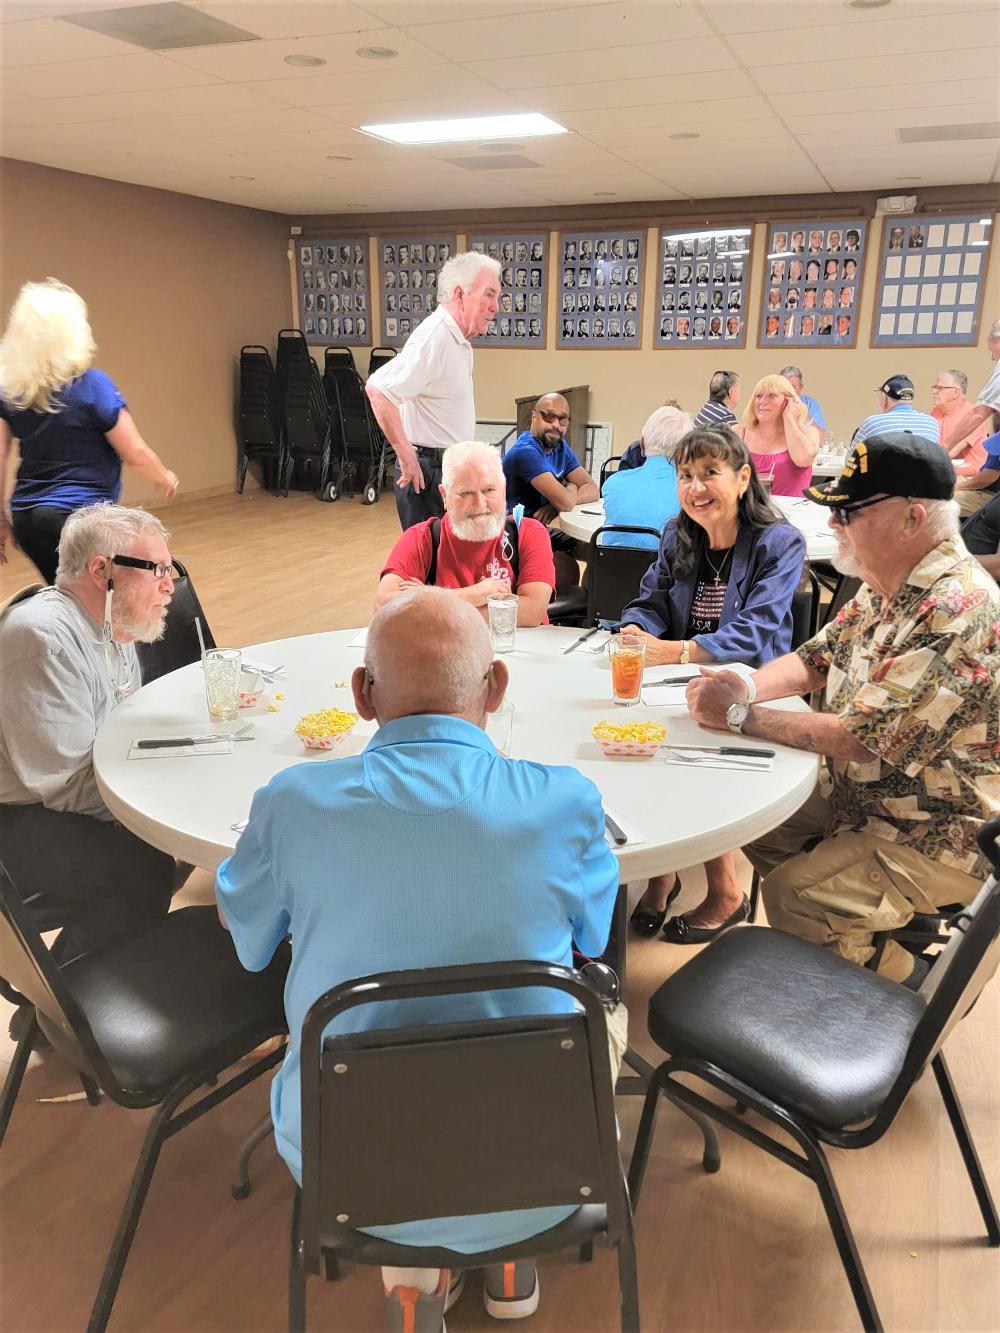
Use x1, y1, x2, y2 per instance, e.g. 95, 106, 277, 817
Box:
0, 278, 96, 413
989, 318, 1000, 340
641, 406, 694, 458
437, 252, 501, 305
365, 587, 492, 715
441, 439, 503, 489
920, 497, 960, 543
56, 503, 169, 584
940, 369, 968, 394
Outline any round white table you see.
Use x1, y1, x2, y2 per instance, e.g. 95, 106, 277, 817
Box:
94, 627, 818, 882
558, 495, 838, 563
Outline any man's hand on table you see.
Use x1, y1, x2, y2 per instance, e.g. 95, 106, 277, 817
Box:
685, 668, 749, 729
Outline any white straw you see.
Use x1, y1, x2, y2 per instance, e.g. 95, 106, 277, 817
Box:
194, 616, 207, 658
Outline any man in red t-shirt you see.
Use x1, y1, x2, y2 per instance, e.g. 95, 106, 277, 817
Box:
376, 440, 555, 625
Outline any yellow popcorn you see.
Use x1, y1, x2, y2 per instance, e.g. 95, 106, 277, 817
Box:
592, 719, 666, 744
267, 703, 282, 713
334, 679, 348, 688
275, 692, 285, 700
294, 707, 358, 739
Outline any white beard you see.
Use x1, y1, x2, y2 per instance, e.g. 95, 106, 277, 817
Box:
452, 512, 504, 543
831, 550, 861, 578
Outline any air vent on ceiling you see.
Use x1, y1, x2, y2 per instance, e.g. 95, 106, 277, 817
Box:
64, 2, 259, 50
897, 122, 1000, 144
443, 155, 542, 171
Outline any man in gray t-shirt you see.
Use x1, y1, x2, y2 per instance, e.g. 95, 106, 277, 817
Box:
0, 504, 181, 962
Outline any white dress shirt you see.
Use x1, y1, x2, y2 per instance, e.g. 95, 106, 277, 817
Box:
367, 305, 474, 449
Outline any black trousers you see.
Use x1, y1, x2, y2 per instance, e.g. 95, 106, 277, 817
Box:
393, 451, 445, 530
0, 803, 176, 957
10, 506, 73, 585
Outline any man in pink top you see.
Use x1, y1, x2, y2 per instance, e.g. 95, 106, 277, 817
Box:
930, 369, 989, 476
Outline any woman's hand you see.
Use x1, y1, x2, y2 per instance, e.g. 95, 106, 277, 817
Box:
785, 395, 809, 430
0, 514, 14, 566
159, 471, 180, 499
618, 625, 677, 667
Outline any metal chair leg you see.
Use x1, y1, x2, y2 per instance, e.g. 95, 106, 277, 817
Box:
803, 1135, 882, 1332
748, 869, 761, 923
933, 1052, 1000, 1245
288, 1187, 307, 1333
626, 1072, 661, 1205
232, 1111, 274, 1200
616, 1184, 640, 1333
0, 1015, 36, 1147
79, 1070, 101, 1106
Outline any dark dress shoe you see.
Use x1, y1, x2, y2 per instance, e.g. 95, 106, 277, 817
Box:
661, 894, 750, 945
630, 877, 681, 937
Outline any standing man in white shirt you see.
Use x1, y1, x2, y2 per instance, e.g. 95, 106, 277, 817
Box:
366, 252, 501, 529
940, 319, 1000, 453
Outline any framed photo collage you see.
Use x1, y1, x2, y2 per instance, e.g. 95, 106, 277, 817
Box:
470, 233, 548, 348
557, 230, 644, 349
378, 234, 455, 349
759, 220, 866, 348
295, 238, 371, 347
871, 213, 992, 347
655, 226, 751, 347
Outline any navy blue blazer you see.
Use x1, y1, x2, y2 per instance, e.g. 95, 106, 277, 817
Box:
621, 518, 806, 667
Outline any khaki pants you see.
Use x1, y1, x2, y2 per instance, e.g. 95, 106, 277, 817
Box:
957, 489, 992, 517
746, 787, 980, 982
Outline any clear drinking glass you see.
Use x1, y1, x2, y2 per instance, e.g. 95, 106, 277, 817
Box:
487, 594, 518, 653
485, 699, 515, 756
203, 648, 241, 722
609, 637, 645, 706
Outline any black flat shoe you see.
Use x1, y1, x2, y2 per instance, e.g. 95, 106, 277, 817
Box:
660, 894, 750, 945
630, 877, 681, 937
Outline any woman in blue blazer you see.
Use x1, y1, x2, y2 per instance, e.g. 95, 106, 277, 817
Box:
620, 426, 805, 943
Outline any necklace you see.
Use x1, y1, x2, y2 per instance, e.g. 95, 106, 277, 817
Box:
705, 545, 733, 584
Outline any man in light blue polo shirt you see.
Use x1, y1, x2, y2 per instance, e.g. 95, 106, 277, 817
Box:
852, 374, 940, 444
601, 405, 693, 548
216, 588, 618, 1328
780, 366, 827, 432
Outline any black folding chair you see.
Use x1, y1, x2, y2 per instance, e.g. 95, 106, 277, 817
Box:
599, 455, 623, 488
628, 814, 1000, 1333
236, 345, 285, 494
290, 961, 639, 1332
587, 525, 660, 626
367, 346, 396, 377
322, 348, 386, 505
0, 859, 289, 1333
135, 558, 216, 684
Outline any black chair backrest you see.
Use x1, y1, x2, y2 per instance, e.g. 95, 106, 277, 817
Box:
135, 559, 216, 686
368, 347, 396, 376
299, 961, 624, 1269
323, 346, 354, 370
586, 526, 660, 625
790, 569, 820, 650
599, 455, 623, 489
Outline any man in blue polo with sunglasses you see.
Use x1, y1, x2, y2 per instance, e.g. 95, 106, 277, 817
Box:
685, 431, 1000, 989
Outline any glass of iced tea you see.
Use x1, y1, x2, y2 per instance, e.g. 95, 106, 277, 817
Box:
609, 637, 645, 706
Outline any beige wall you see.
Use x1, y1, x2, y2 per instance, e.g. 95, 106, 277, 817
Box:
1, 158, 291, 504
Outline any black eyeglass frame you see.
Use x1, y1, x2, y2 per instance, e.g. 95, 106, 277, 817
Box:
535, 409, 570, 425
110, 555, 179, 579
829, 493, 911, 527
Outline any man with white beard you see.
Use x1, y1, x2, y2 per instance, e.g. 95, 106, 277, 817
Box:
375, 440, 555, 626
684, 433, 1000, 988
0, 503, 185, 978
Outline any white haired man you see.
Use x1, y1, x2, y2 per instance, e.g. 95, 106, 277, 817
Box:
601, 406, 693, 549
685, 433, 1000, 988
217, 588, 619, 1329
941, 319, 1000, 456
375, 440, 555, 626
366, 252, 501, 530
0, 503, 182, 961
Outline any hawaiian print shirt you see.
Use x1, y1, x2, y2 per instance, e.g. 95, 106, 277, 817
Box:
797, 538, 1000, 878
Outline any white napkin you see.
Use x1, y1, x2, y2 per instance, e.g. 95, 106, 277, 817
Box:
603, 810, 646, 849
661, 750, 773, 773
128, 739, 235, 760
241, 658, 285, 676
349, 630, 368, 647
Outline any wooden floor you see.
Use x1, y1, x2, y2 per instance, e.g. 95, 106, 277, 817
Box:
1, 488, 998, 1333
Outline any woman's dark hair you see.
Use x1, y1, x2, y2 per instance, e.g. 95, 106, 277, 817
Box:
670, 426, 786, 579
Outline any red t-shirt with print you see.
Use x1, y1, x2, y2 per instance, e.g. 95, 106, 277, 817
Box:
381, 514, 556, 604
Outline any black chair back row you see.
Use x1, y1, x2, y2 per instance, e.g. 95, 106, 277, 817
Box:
321, 348, 387, 505
237, 345, 285, 494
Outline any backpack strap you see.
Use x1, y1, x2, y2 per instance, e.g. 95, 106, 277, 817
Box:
427, 517, 442, 586
504, 516, 520, 584
427, 515, 519, 586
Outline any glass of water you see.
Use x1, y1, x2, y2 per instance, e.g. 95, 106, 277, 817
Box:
487, 594, 518, 653
203, 648, 241, 723
485, 699, 515, 756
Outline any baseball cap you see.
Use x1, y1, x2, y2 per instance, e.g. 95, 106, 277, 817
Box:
805, 430, 955, 507
877, 374, 914, 400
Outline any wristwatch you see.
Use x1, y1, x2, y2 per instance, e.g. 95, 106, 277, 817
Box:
679, 640, 691, 665
726, 701, 750, 734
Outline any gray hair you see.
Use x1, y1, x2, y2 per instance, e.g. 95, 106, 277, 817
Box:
940, 369, 968, 394
920, 497, 960, 543
442, 439, 503, 489
708, 369, 739, 403
56, 503, 169, 584
641, 406, 695, 458
437, 252, 501, 305
779, 364, 802, 382
989, 319, 1000, 340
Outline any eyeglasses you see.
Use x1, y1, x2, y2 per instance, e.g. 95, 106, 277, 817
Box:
829, 494, 909, 526
111, 555, 179, 579
536, 409, 570, 425
931, 384, 960, 392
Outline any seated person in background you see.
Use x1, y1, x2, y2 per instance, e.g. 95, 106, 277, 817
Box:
618, 397, 685, 472
601, 406, 692, 550
931, 369, 990, 476
852, 374, 940, 446
686, 433, 998, 988
0, 503, 182, 962
955, 419, 1000, 517
376, 440, 554, 627
961, 489, 1000, 579
693, 369, 741, 428
779, 365, 827, 431
735, 374, 823, 496
217, 589, 620, 1330
621, 427, 805, 944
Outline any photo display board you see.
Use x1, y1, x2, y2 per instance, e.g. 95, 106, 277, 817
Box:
655, 225, 751, 347
871, 214, 993, 346
469, 232, 548, 348
296, 238, 371, 346
378, 234, 456, 348
758, 219, 866, 348
556, 230, 644, 349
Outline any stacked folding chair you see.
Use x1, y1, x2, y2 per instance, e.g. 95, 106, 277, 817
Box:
276, 329, 336, 498
236, 345, 284, 494
322, 347, 388, 505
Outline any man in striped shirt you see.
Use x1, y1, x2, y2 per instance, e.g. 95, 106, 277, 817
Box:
852, 374, 940, 445
693, 369, 741, 428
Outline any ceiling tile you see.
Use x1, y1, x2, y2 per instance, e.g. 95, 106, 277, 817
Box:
585, 117, 790, 150
468, 34, 736, 88
570, 95, 777, 139
196, 1, 390, 40
3, 51, 224, 99
729, 10, 1000, 67
0, 16, 141, 63
242, 62, 498, 108
162, 27, 446, 80
2, 82, 286, 128
769, 77, 1000, 117
701, 0, 998, 34
309, 89, 532, 127
753, 47, 1000, 95
532, 68, 757, 111
358, 0, 615, 22
785, 102, 996, 137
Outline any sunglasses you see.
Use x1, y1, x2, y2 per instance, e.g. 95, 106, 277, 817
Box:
536, 409, 570, 426
829, 494, 909, 526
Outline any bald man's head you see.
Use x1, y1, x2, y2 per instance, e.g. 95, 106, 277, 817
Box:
356, 587, 502, 723
530, 393, 570, 450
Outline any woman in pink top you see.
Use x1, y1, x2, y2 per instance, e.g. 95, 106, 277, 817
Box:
734, 373, 823, 496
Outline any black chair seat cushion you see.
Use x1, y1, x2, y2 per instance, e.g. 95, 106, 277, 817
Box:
42, 907, 288, 1100
548, 587, 589, 624
319, 1203, 606, 1270
647, 927, 925, 1131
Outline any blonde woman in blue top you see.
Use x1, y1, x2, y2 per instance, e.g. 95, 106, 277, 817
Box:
0, 279, 179, 583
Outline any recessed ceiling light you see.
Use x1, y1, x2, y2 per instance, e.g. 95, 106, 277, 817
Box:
230, 175, 255, 181
595, 190, 617, 197
668, 131, 700, 141
359, 112, 567, 146
284, 53, 326, 67
356, 45, 398, 59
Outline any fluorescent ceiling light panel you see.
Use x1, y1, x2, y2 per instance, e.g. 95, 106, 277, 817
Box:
359, 113, 567, 146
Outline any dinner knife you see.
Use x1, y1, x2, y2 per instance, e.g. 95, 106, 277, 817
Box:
644, 674, 701, 686
563, 626, 601, 654
604, 812, 628, 845
663, 744, 775, 758
135, 737, 229, 749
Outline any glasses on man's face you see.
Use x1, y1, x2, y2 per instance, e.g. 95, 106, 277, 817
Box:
829, 494, 907, 527
536, 409, 569, 426
111, 554, 179, 580
931, 384, 959, 392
